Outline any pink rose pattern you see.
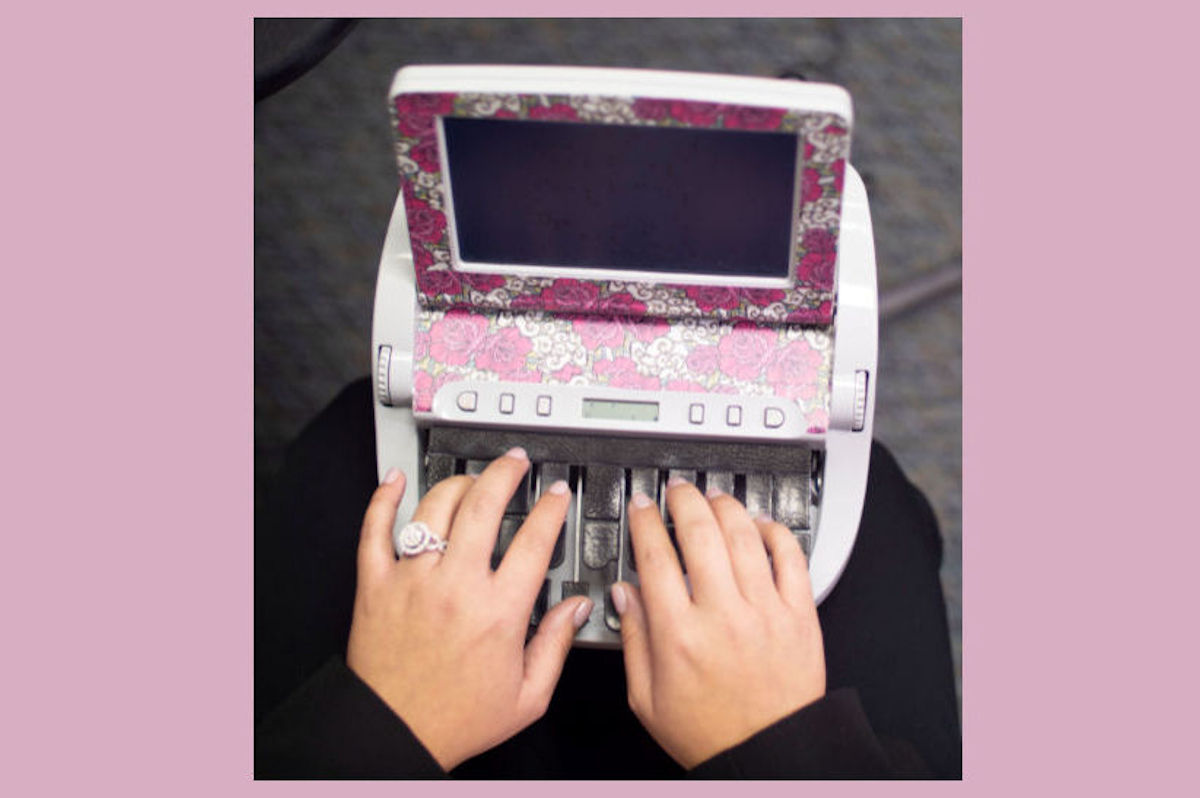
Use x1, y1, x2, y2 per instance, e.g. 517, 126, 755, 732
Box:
392, 91, 849, 324
412, 309, 832, 432
427, 310, 488, 366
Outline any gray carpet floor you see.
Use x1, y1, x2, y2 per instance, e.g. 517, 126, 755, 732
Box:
254, 17, 962, 709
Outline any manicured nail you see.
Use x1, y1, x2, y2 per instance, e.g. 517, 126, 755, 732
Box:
505, 446, 528, 461
756, 513, 775, 524
667, 476, 689, 488
547, 479, 570, 496
573, 598, 594, 629
631, 491, 654, 509
383, 467, 402, 485
705, 484, 724, 498
611, 584, 628, 615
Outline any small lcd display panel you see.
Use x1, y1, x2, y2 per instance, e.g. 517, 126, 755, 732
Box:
442, 117, 798, 278
582, 399, 660, 422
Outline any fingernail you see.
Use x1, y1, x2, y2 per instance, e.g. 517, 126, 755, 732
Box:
573, 598, 593, 629
755, 512, 774, 524
505, 446, 528, 461
631, 491, 653, 509
667, 476, 689, 488
611, 584, 627, 615
383, 467, 402, 485
705, 484, 724, 498
547, 479, 570, 495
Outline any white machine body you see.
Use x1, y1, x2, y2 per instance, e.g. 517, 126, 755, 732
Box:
373, 66, 877, 633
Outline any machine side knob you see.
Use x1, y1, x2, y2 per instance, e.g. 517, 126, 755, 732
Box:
376, 345, 413, 407
851, 370, 869, 432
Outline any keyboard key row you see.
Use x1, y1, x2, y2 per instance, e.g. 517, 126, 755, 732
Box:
421, 432, 818, 642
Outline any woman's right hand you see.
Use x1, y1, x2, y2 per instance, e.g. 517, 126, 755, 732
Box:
610, 478, 827, 769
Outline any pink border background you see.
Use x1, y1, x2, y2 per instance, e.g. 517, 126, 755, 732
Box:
5, 2, 1196, 794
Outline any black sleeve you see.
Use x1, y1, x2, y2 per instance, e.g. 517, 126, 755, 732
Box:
687, 689, 928, 779
255, 658, 446, 779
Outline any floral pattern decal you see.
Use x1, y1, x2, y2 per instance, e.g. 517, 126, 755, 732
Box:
392, 91, 850, 326
413, 308, 833, 434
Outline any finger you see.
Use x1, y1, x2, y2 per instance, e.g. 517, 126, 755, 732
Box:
444, 447, 531, 570
664, 478, 740, 605
517, 595, 593, 723
402, 474, 476, 573
756, 516, 816, 611
358, 468, 407, 582
707, 489, 778, 605
627, 491, 690, 621
495, 477, 572, 596
612, 583, 653, 716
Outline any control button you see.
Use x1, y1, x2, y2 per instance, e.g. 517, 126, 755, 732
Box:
688, 403, 705, 424
536, 395, 552, 416
764, 406, 785, 428
726, 405, 743, 426
456, 390, 478, 412
499, 392, 515, 414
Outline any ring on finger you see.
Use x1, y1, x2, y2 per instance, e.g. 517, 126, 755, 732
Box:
393, 520, 448, 558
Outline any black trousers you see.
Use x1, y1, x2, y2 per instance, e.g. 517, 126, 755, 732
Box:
255, 378, 962, 778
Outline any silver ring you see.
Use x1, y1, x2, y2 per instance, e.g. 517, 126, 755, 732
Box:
393, 521, 448, 558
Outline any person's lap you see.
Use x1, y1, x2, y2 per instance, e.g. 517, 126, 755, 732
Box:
255, 377, 961, 778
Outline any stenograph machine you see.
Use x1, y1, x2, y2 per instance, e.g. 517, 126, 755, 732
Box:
372, 66, 877, 646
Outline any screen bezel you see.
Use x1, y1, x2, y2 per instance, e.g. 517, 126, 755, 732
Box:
392, 86, 851, 325
437, 117, 802, 289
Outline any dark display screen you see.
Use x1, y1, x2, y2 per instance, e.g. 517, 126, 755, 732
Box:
442, 117, 797, 278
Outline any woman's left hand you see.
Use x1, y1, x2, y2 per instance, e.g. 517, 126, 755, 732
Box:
346, 447, 592, 770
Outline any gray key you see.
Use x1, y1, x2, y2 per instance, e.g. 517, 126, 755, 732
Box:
539, 463, 571, 570
629, 467, 658, 506
744, 473, 772, 518
792, 529, 813, 558
424, 453, 455, 489
550, 523, 566, 569
539, 462, 571, 497
773, 473, 810, 529
491, 516, 522, 570
583, 465, 624, 520
506, 468, 532, 515
604, 591, 621, 632
561, 581, 590, 599
530, 580, 549, 626
561, 582, 591, 627
705, 470, 735, 496
465, 459, 488, 476
667, 468, 697, 487
582, 521, 619, 569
